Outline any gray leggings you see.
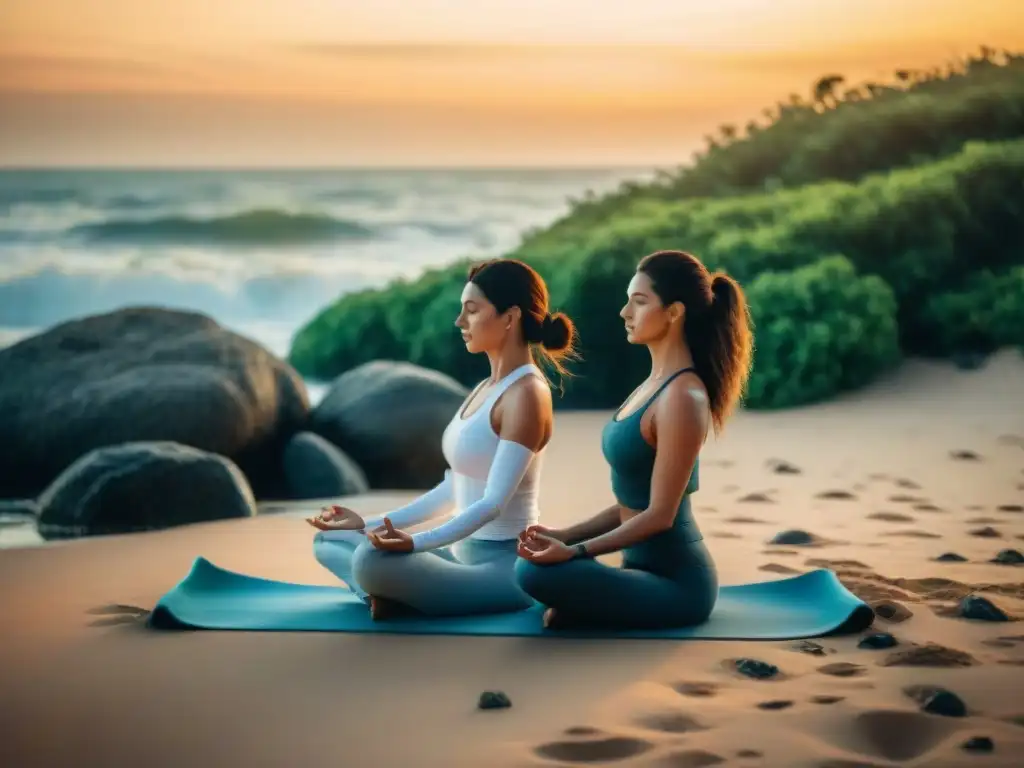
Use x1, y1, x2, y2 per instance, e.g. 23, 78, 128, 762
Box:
312, 530, 534, 617
514, 535, 719, 630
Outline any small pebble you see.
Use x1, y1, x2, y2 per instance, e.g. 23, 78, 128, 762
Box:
768, 529, 814, 546
478, 691, 511, 710
990, 549, 1023, 565
858, 632, 898, 650
734, 658, 779, 680
960, 595, 1010, 622
795, 640, 826, 656
961, 735, 994, 752
923, 690, 967, 718
935, 552, 968, 562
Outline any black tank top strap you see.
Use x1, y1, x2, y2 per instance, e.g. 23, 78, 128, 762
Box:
649, 366, 697, 400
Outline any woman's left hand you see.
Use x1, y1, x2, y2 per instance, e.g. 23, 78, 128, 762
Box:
366, 517, 414, 553
517, 532, 575, 565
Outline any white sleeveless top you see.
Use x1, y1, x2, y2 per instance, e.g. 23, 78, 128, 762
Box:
440, 363, 545, 540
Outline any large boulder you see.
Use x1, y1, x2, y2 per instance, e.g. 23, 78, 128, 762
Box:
282, 431, 369, 499
36, 441, 257, 539
0, 307, 309, 499
310, 361, 468, 489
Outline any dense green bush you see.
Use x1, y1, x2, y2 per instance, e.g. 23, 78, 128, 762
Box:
290, 52, 1024, 411
537, 52, 1024, 235
290, 138, 1024, 408
918, 266, 1024, 355
744, 256, 901, 408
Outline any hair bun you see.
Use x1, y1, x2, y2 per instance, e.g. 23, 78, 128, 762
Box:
540, 311, 573, 352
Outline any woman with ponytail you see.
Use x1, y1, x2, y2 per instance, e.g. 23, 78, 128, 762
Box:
516, 250, 753, 630
307, 258, 577, 620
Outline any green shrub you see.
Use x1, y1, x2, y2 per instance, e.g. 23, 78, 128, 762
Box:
744, 256, 901, 408
918, 266, 1024, 355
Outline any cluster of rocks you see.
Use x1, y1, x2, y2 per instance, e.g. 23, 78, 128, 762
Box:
0, 307, 469, 540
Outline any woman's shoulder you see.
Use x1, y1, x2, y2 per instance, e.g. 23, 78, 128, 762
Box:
655, 374, 709, 428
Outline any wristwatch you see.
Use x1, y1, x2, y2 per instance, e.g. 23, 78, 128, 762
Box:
574, 542, 591, 558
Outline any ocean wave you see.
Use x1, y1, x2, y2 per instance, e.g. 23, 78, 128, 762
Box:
68, 209, 376, 247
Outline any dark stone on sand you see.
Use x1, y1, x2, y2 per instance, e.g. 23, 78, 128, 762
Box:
769, 529, 815, 546
36, 441, 256, 539
904, 685, 967, 718
961, 736, 994, 753
969, 526, 1002, 538
997, 504, 1023, 513
858, 633, 898, 650
734, 658, 779, 679
478, 691, 511, 710
310, 361, 468, 490
990, 549, 1024, 566
811, 695, 844, 705
960, 595, 1010, 622
935, 552, 968, 562
736, 749, 763, 758
739, 492, 774, 503
767, 459, 801, 475
0, 307, 309, 500
282, 431, 369, 499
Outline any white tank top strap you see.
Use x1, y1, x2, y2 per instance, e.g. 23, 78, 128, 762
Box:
490, 362, 544, 400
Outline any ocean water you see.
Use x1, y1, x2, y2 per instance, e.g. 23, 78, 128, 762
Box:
0, 168, 650, 375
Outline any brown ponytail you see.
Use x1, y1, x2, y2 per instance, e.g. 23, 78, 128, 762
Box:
637, 251, 753, 434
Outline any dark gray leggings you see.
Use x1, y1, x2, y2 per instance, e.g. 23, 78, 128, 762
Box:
312, 530, 534, 617
514, 536, 719, 630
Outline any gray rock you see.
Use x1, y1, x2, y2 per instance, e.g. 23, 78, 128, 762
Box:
283, 431, 369, 499
768, 529, 815, 546
36, 441, 256, 539
959, 595, 1009, 622
990, 549, 1023, 566
0, 307, 309, 500
478, 691, 511, 709
310, 361, 468, 489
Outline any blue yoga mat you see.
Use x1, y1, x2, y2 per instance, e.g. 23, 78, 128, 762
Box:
147, 557, 874, 639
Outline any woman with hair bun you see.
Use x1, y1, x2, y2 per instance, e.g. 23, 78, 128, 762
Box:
308, 258, 577, 620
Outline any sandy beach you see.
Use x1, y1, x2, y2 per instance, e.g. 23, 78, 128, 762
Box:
1, 350, 1022, 768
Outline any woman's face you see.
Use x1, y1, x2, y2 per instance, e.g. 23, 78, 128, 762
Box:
619, 271, 680, 345
455, 282, 512, 354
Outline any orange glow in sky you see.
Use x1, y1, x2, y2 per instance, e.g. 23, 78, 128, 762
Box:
1, 0, 1022, 166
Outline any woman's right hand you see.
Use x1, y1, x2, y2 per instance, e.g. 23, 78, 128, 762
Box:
518, 524, 566, 546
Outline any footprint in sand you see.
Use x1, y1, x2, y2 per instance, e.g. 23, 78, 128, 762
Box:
879, 643, 978, 668
672, 681, 720, 698
767, 458, 801, 475
967, 516, 1003, 524
533, 736, 653, 763
997, 503, 1023, 513
738, 492, 774, 503
709, 531, 742, 539
912, 502, 943, 512
895, 478, 921, 489
632, 710, 708, 735
950, 449, 982, 461
761, 549, 800, 557
811, 695, 845, 705
736, 749, 763, 759
816, 490, 858, 501
757, 700, 794, 710
725, 516, 769, 524
888, 494, 924, 504
760, 563, 801, 575
832, 709, 958, 763
816, 760, 889, 768
563, 726, 604, 737
969, 526, 1002, 538
868, 511, 916, 523
817, 662, 866, 678
883, 530, 941, 539
86, 603, 150, 627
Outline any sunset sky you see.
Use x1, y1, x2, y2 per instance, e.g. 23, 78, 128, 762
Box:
2, 0, 1022, 167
